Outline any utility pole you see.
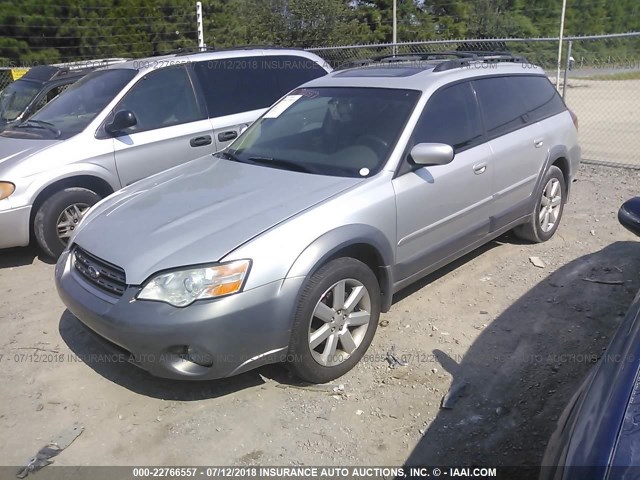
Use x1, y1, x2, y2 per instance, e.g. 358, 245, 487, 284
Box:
555, 0, 567, 92
392, 0, 397, 55
196, 1, 205, 51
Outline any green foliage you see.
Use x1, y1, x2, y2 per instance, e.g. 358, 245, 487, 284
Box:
0, 0, 637, 64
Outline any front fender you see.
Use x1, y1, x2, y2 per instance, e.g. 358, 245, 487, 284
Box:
286, 224, 395, 312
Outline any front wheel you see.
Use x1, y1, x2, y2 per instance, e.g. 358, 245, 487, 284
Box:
287, 257, 380, 383
514, 165, 566, 243
34, 187, 101, 259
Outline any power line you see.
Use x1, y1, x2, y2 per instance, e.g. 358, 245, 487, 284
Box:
14, 39, 197, 50
13, 2, 193, 8
9, 31, 198, 39
0, 21, 195, 29
10, 14, 194, 21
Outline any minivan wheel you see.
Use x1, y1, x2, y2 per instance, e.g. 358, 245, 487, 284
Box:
34, 187, 101, 259
514, 165, 566, 243
287, 257, 381, 383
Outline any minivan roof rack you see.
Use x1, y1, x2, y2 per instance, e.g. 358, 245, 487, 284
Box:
173, 45, 299, 56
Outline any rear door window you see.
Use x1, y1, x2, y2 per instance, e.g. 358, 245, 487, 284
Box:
474, 76, 528, 138
194, 55, 327, 118
412, 81, 483, 152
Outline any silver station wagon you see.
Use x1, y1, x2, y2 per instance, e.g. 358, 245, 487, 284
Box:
56, 52, 580, 383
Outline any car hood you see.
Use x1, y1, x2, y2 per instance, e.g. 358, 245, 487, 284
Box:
74, 155, 364, 285
0, 136, 62, 172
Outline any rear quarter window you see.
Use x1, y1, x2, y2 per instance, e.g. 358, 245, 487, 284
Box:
194, 55, 327, 118
514, 75, 566, 121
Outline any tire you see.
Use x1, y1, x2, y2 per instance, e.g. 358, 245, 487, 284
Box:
34, 187, 101, 259
514, 165, 566, 243
287, 257, 381, 383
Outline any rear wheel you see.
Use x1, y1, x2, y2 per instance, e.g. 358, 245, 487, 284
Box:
287, 257, 380, 383
514, 165, 566, 243
34, 187, 101, 259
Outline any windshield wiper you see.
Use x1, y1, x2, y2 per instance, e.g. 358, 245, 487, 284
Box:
246, 156, 312, 174
19, 119, 61, 137
215, 149, 244, 163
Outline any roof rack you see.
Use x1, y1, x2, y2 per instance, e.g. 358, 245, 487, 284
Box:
337, 50, 529, 72
335, 52, 471, 70
373, 51, 477, 63
174, 45, 298, 56
431, 52, 529, 72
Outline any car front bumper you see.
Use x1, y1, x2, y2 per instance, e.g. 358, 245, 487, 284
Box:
0, 204, 31, 249
55, 249, 304, 380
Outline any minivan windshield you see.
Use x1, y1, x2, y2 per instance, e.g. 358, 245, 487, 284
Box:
220, 87, 420, 178
1, 68, 137, 140
0, 80, 40, 123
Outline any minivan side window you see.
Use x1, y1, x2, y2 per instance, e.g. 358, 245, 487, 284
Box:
412, 81, 483, 152
194, 55, 327, 118
513, 75, 566, 122
115, 66, 203, 133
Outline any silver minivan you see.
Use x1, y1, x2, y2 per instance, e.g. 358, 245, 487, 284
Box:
0, 48, 330, 257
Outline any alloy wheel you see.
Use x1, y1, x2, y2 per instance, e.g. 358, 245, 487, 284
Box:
539, 178, 562, 233
308, 278, 372, 367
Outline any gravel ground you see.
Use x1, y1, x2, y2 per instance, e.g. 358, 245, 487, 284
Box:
0, 164, 638, 475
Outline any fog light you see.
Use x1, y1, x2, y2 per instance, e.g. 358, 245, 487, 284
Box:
186, 346, 214, 367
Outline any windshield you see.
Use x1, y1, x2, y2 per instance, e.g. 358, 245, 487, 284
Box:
0, 80, 40, 122
2, 68, 137, 140
222, 87, 420, 178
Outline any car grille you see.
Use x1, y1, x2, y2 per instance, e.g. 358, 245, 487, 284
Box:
73, 246, 127, 297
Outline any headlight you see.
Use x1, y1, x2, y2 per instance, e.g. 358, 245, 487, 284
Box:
0, 182, 15, 200
137, 260, 251, 307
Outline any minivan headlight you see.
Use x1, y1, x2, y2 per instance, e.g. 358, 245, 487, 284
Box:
0, 182, 15, 200
137, 260, 251, 307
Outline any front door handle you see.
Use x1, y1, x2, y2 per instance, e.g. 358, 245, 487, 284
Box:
473, 162, 487, 175
534, 138, 544, 148
217, 130, 238, 142
190, 135, 212, 147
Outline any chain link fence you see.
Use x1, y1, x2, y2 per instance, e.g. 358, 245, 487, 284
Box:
0, 68, 24, 91
308, 32, 640, 169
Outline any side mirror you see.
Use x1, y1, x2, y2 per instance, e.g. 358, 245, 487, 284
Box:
105, 110, 137, 135
618, 197, 640, 237
410, 143, 454, 166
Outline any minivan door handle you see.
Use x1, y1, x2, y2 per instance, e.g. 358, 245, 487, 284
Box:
190, 135, 212, 147
217, 130, 238, 142
473, 162, 487, 175
534, 138, 545, 148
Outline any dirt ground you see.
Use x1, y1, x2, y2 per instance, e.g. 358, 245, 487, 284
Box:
0, 164, 639, 475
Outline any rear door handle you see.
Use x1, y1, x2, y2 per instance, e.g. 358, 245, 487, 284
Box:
534, 138, 544, 148
217, 130, 238, 142
190, 135, 212, 147
473, 162, 487, 175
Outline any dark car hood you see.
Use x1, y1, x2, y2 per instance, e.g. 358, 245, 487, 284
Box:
74, 155, 364, 284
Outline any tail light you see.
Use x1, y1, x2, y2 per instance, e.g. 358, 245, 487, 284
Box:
569, 109, 578, 131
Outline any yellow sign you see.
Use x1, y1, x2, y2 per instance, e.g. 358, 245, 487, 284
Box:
10, 68, 29, 81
